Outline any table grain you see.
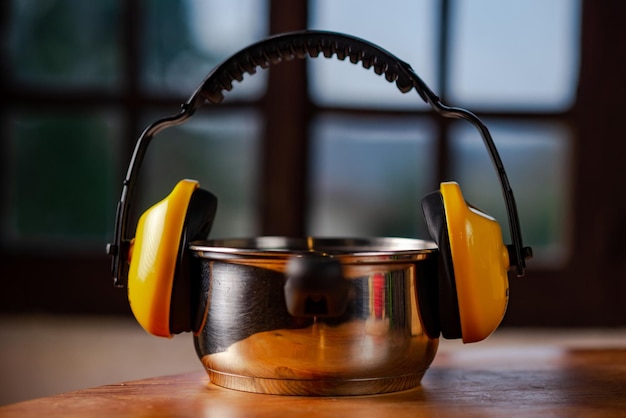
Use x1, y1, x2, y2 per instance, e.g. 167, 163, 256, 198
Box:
1, 336, 625, 417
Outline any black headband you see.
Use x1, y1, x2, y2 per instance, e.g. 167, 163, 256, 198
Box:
107, 30, 531, 287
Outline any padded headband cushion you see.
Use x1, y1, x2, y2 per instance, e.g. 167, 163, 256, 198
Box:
196, 31, 430, 105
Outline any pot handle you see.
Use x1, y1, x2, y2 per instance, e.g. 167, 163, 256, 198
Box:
284, 256, 350, 318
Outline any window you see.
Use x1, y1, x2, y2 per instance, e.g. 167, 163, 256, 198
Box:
309, 0, 437, 108
2, 0, 268, 252
3, 111, 120, 252
309, 115, 436, 238
142, 0, 268, 98
3, 0, 123, 252
448, 0, 581, 110
6, 0, 121, 90
307, 0, 581, 266
7, 0, 623, 327
136, 111, 262, 238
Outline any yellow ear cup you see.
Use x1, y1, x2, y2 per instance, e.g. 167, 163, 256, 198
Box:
127, 179, 200, 337
440, 182, 510, 343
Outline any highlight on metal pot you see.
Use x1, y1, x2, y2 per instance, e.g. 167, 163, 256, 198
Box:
107, 31, 532, 396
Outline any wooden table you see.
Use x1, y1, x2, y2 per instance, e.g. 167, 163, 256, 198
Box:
1, 331, 625, 417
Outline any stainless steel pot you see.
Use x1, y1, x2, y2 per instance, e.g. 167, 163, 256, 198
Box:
190, 237, 440, 396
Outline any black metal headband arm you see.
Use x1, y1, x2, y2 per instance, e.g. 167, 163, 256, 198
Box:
107, 109, 195, 287
108, 30, 530, 287
427, 101, 532, 276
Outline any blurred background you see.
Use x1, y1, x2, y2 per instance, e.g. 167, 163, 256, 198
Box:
1, 0, 625, 405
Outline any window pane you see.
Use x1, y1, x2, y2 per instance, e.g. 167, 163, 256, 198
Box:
135, 110, 261, 238
142, 0, 269, 99
7, 0, 121, 89
2, 112, 120, 250
308, 0, 438, 109
448, 120, 572, 265
308, 114, 436, 238
449, 0, 581, 110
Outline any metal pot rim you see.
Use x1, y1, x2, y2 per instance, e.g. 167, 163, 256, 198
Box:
190, 236, 437, 263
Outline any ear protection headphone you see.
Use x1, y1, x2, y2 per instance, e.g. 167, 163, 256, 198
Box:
107, 30, 532, 343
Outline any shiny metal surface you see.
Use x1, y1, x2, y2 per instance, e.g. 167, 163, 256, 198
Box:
191, 237, 440, 395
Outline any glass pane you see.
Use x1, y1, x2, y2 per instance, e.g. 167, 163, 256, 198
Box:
142, 0, 269, 99
448, 120, 572, 265
449, 0, 581, 110
308, 114, 436, 238
135, 110, 261, 238
308, 0, 438, 109
6, 0, 121, 89
2, 112, 120, 250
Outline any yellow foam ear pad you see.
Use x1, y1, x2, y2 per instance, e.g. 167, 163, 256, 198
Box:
440, 182, 510, 343
127, 179, 200, 337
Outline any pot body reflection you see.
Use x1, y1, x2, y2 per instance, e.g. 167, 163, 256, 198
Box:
191, 237, 440, 396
